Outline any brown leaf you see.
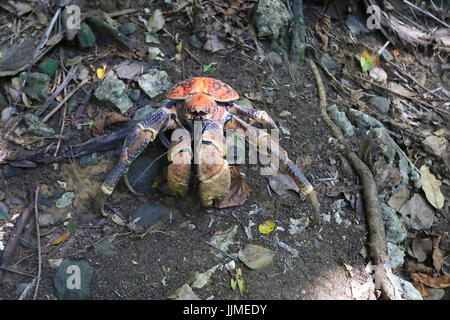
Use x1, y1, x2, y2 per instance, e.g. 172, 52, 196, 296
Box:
420, 165, 444, 209
215, 166, 251, 208
92, 112, 129, 136
268, 173, 299, 196
404, 259, 434, 274
426, 232, 444, 272
410, 272, 450, 289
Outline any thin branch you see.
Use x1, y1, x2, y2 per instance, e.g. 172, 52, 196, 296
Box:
33, 186, 41, 300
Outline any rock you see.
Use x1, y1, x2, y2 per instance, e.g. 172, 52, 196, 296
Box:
422, 135, 447, 158
345, 13, 369, 34
54, 259, 93, 300
387, 242, 404, 269
39, 198, 52, 207
327, 104, 355, 136
133, 105, 156, 121
52, 188, 65, 199
399, 193, 435, 230
148, 46, 163, 60
238, 244, 274, 270
15, 283, 33, 299
94, 73, 133, 113
266, 51, 283, 66
188, 34, 203, 49
0, 92, 7, 109
129, 89, 141, 102
0, 202, 8, 220
279, 110, 291, 118
147, 9, 165, 32
20, 72, 50, 102
3, 165, 21, 177
387, 185, 410, 212
23, 114, 55, 136
145, 32, 160, 44
369, 67, 388, 83
67, 92, 81, 112
93, 238, 115, 256
38, 58, 59, 77
118, 22, 136, 35
138, 70, 172, 99
1, 107, 16, 124
368, 96, 390, 114
55, 192, 75, 208
411, 238, 432, 262
424, 288, 445, 300
127, 154, 164, 193
380, 203, 407, 244
392, 275, 423, 300
79, 152, 97, 168
131, 203, 170, 228
77, 22, 96, 48
253, 0, 291, 40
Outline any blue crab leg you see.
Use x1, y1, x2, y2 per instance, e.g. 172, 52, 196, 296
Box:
101, 106, 176, 196
224, 115, 320, 226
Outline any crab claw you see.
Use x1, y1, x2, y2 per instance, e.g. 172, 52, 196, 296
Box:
196, 122, 231, 207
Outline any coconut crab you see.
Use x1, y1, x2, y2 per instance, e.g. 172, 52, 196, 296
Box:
99, 77, 320, 225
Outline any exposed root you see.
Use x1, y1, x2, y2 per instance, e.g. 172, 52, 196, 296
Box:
307, 58, 402, 300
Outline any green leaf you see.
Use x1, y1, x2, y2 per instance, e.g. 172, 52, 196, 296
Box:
238, 278, 244, 296
360, 51, 372, 73
88, 119, 94, 128
203, 62, 218, 72
231, 278, 236, 291
66, 221, 76, 234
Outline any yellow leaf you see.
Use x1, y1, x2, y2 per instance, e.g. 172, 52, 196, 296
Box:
51, 230, 71, 245
176, 40, 182, 53
231, 278, 236, 291
258, 219, 275, 234
420, 165, 444, 209
237, 277, 244, 296
97, 64, 107, 80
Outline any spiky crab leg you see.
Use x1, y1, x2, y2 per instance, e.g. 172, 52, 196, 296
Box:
97, 106, 176, 215
225, 115, 320, 226
227, 103, 279, 131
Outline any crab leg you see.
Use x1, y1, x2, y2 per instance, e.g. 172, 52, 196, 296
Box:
224, 115, 320, 225
101, 107, 176, 196
167, 127, 192, 197
227, 103, 278, 131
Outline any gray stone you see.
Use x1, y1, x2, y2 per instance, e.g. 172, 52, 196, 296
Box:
127, 154, 164, 193
3, 165, 21, 177
424, 288, 445, 300
138, 70, 172, 99
118, 22, 136, 35
20, 72, 50, 102
131, 204, 170, 228
345, 13, 369, 34
147, 46, 163, 60
79, 153, 97, 168
387, 242, 404, 269
133, 105, 156, 121
188, 34, 203, 49
129, 89, 141, 102
266, 51, 283, 66
381, 203, 407, 244
93, 238, 115, 256
0, 202, 8, 220
94, 73, 133, 113
54, 259, 93, 300
38, 58, 59, 77
77, 23, 96, 48
392, 275, 423, 300
23, 114, 55, 137
369, 96, 390, 114
55, 192, 75, 208
15, 283, 33, 299
253, 0, 291, 40
145, 32, 160, 44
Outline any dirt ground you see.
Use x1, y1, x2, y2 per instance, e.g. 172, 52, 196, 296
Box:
0, 1, 447, 300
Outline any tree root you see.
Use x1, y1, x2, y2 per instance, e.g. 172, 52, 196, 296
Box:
307, 58, 402, 300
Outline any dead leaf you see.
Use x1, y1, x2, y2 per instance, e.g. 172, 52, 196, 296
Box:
92, 112, 129, 136
387, 82, 416, 97
404, 259, 434, 274
268, 173, 299, 196
387, 185, 410, 212
410, 273, 450, 289
215, 166, 250, 208
48, 230, 71, 246
427, 232, 444, 272
411, 238, 432, 262
399, 194, 435, 230
420, 165, 444, 209
372, 157, 402, 193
